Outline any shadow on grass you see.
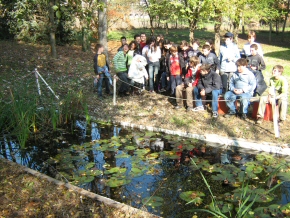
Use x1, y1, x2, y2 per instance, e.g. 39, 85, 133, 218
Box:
264, 49, 290, 60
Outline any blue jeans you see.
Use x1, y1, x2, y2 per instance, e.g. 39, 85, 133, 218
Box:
97, 73, 111, 96
161, 72, 167, 89
194, 87, 222, 112
117, 71, 130, 93
224, 91, 252, 114
170, 75, 182, 95
148, 63, 160, 91
97, 66, 112, 85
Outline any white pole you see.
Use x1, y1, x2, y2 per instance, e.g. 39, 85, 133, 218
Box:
113, 75, 117, 105
34, 70, 41, 96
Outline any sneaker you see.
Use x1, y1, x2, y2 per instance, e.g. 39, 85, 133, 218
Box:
256, 117, 263, 124
212, 111, 218, 118
279, 120, 285, 126
150, 90, 155, 94
224, 112, 236, 118
159, 88, 166, 92
241, 113, 247, 120
186, 107, 193, 111
192, 106, 205, 112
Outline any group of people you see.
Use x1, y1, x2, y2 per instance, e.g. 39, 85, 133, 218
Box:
93, 31, 288, 125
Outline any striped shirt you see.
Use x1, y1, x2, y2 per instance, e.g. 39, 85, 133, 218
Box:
113, 51, 128, 72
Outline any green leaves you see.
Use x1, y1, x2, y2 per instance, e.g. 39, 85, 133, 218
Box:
179, 191, 205, 205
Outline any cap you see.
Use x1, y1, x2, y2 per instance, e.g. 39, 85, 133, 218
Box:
224, 32, 234, 38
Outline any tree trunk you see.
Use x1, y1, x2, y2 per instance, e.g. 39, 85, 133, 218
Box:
49, 0, 57, 58
165, 22, 169, 35
269, 22, 272, 43
282, 0, 290, 41
214, 15, 222, 57
82, 27, 89, 52
98, 0, 108, 56
232, 19, 240, 44
275, 20, 279, 34
189, 20, 197, 44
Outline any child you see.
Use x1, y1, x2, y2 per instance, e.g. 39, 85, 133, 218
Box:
175, 56, 201, 110
247, 44, 267, 96
93, 44, 112, 98
128, 54, 148, 94
200, 44, 220, 74
188, 39, 202, 58
256, 65, 288, 125
242, 31, 263, 58
205, 39, 216, 55
179, 40, 194, 65
193, 64, 222, 118
166, 45, 186, 95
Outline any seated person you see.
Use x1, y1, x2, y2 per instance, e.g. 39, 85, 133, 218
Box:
128, 54, 148, 94
247, 44, 267, 96
175, 56, 201, 110
256, 65, 288, 125
224, 58, 256, 120
192, 64, 222, 118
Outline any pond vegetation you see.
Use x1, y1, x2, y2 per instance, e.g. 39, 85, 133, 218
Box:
2, 118, 290, 217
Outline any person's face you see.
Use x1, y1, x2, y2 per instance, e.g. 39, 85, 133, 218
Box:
248, 36, 255, 44
130, 43, 136, 50
201, 70, 209, 75
159, 42, 163, 48
164, 44, 171, 50
225, 37, 232, 45
123, 45, 129, 52
135, 37, 141, 44
157, 36, 160, 41
182, 46, 188, 51
192, 43, 199, 50
250, 48, 257, 56
203, 49, 210, 56
172, 51, 178, 56
237, 65, 245, 73
121, 38, 127, 45
272, 68, 281, 78
99, 46, 104, 53
140, 34, 146, 42
189, 62, 195, 67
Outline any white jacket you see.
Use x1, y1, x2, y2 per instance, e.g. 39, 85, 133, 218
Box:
128, 55, 148, 84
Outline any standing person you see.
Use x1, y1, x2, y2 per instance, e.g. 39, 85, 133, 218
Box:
179, 40, 194, 65
247, 44, 267, 96
127, 41, 140, 68
128, 54, 148, 94
159, 39, 172, 92
219, 32, 241, 93
134, 34, 141, 53
188, 39, 202, 58
199, 44, 220, 74
140, 33, 147, 51
175, 56, 201, 110
113, 44, 130, 96
242, 30, 263, 58
167, 45, 186, 96
205, 39, 216, 55
256, 65, 288, 125
224, 58, 256, 120
146, 37, 161, 92
192, 64, 222, 118
93, 43, 112, 98
117, 36, 127, 52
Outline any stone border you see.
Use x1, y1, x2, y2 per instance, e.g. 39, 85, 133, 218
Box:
117, 121, 290, 156
1, 158, 160, 218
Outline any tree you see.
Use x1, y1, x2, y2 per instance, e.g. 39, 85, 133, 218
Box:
98, 0, 108, 56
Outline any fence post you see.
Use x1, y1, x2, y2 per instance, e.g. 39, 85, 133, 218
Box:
113, 75, 117, 105
34, 68, 41, 96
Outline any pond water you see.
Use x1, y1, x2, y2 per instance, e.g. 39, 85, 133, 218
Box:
1, 120, 290, 217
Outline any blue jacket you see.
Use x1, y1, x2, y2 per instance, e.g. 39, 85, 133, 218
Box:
229, 68, 256, 95
219, 43, 240, 72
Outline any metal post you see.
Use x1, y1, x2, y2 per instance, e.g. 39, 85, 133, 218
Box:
34, 69, 41, 96
113, 75, 117, 105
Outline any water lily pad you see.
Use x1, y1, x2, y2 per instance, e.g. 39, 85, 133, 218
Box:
179, 191, 205, 205
146, 152, 159, 159
85, 162, 95, 169
125, 145, 136, 151
104, 167, 127, 175
142, 196, 164, 207
134, 148, 150, 156
106, 177, 131, 187
115, 153, 130, 158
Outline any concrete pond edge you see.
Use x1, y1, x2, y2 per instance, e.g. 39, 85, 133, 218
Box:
1, 158, 160, 218
116, 121, 290, 156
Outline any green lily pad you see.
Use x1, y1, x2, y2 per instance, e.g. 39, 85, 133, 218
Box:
134, 148, 150, 156
142, 196, 164, 207
125, 145, 136, 151
104, 167, 127, 175
179, 191, 205, 205
115, 153, 130, 159
85, 162, 95, 169
146, 152, 159, 159
106, 177, 131, 187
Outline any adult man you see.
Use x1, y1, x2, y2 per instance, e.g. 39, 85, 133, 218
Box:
140, 33, 147, 51
219, 32, 240, 93
224, 58, 256, 120
117, 36, 127, 52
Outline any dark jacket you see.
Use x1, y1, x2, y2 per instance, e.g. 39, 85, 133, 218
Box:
247, 54, 266, 71
248, 68, 267, 96
197, 70, 222, 94
199, 53, 220, 71
166, 52, 186, 77
93, 53, 110, 75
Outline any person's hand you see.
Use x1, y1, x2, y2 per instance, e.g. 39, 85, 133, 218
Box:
97, 74, 100, 79
251, 66, 257, 70
216, 69, 219, 74
234, 89, 243, 94
167, 76, 169, 81
188, 83, 192, 87
200, 89, 205, 96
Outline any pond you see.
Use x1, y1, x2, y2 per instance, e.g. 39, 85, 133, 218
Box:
1, 120, 290, 217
